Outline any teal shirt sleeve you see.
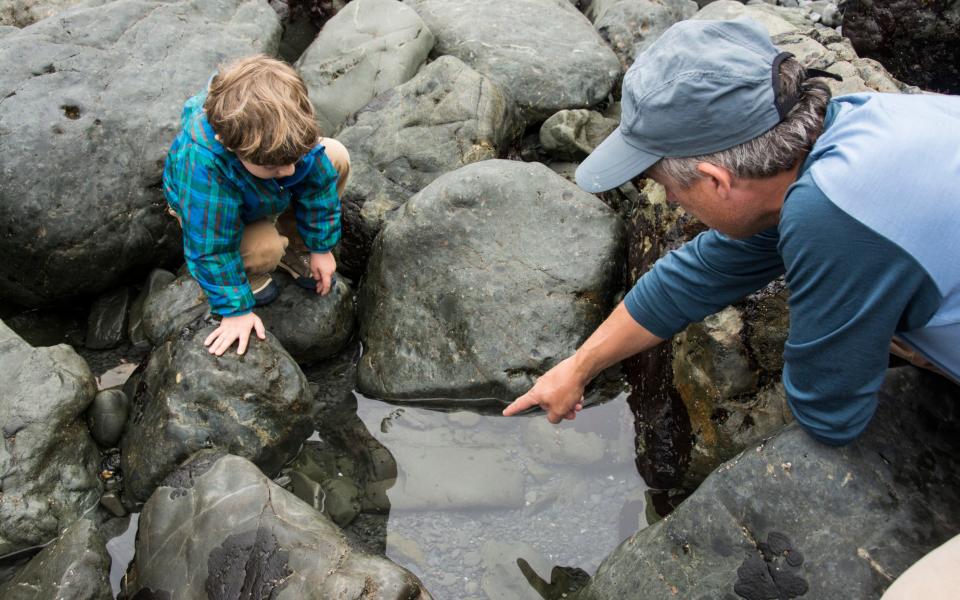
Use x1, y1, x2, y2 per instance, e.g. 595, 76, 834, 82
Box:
166, 145, 255, 317
289, 150, 341, 253
624, 227, 785, 339
778, 174, 940, 445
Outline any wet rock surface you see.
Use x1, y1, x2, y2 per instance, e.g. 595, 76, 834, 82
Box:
255, 271, 356, 364
358, 159, 624, 402
296, 0, 435, 136
0, 518, 111, 600
404, 0, 620, 122
0, 0, 280, 306
85, 286, 131, 350
577, 368, 960, 600
337, 56, 519, 278
123, 452, 431, 600
844, 0, 960, 94
128, 269, 176, 350
0, 321, 101, 556
86, 388, 130, 447
120, 322, 312, 502
583, 0, 698, 70
539, 109, 619, 161
141, 273, 209, 346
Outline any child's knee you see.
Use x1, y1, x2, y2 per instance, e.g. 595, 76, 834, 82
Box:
321, 137, 351, 190
240, 221, 288, 274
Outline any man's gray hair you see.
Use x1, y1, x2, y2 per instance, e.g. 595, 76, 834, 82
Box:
650, 57, 832, 187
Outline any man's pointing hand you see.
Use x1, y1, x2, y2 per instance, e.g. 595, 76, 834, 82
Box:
502, 356, 586, 423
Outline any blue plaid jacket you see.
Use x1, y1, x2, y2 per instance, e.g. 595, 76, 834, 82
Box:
162, 90, 341, 316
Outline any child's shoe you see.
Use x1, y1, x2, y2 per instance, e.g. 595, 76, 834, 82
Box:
278, 248, 317, 290
250, 274, 279, 306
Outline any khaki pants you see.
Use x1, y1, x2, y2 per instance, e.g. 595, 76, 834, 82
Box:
881, 533, 960, 599
169, 138, 351, 279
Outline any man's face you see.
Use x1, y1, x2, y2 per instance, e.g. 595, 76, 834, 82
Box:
648, 169, 775, 239
240, 159, 296, 180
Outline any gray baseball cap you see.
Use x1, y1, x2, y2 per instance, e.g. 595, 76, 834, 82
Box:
576, 17, 790, 193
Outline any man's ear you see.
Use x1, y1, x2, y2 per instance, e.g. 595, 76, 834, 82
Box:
696, 162, 734, 200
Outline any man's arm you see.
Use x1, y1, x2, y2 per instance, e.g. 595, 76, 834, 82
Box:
505, 224, 786, 422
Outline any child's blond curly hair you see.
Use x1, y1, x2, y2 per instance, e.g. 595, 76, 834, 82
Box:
204, 55, 320, 166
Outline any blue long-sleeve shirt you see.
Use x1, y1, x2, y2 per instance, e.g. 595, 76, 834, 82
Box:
625, 93, 960, 445
162, 90, 341, 317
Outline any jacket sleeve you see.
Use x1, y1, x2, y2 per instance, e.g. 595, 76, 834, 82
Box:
778, 178, 941, 445
291, 150, 341, 253
624, 227, 786, 339
176, 149, 255, 317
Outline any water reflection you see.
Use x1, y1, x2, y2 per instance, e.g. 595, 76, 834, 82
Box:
353, 392, 646, 600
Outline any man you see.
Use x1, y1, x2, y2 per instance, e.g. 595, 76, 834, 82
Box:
503, 17, 959, 597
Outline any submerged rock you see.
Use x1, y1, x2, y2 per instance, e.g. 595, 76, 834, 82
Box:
123, 452, 431, 599
0, 321, 101, 556
404, 0, 620, 122
0, 0, 280, 306
296, 0, 435, 135
120, 323, 312, 502
358, 159, 624, 402
337, 55, 518, 278
577, 368, 960, 599
0, 518, 111, 600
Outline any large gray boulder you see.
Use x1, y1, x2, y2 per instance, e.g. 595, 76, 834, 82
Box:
337, 55, 519, 278
0, 0, 105, 27
358, 159, 624, 402
0, 321, 101, 556
120, 322, 313, 502
577, 368, 960, 599
0, 518, 111, 600
123, 451, 432, 600
583, 0, 698, 70
404, 0, 620, 122
0, 0, 281, 306
296, 0, 435, 136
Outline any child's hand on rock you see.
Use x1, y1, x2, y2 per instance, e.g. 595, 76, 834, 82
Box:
310, 251, 336, 296
204, 312, 266, 356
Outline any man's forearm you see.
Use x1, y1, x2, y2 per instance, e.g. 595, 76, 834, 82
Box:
570, 301, 665, 384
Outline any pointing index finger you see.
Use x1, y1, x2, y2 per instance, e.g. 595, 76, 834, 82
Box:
502, 393, 539, 416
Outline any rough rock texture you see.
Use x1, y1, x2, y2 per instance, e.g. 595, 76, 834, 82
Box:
0, 322, 101, 556
141, 273, 209, 346
85, 286, 131, 350
0, 0, 281, 306
358, 159, 624, 402
576, 368, 960, 600
123, 452, 432, 600
255, 272, 356, 364
844, 0, 960, 94
337, 56, 519, 278
296, 0, 435, 136
141, 271, 356, 363
404, 0, 620, 122
120, 322, 312, 502
539, 109, 619, 161
0, 0, 105, 27
583, 0, 698, 70
0, 518, 111, 600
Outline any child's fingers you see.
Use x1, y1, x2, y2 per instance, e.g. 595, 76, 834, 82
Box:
253, 316, 266, 339
237, 329, 250, 355
321, 271, 332, 296
204, 326, 221, 347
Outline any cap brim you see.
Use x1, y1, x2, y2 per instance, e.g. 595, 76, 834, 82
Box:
575, 129, 660, 193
